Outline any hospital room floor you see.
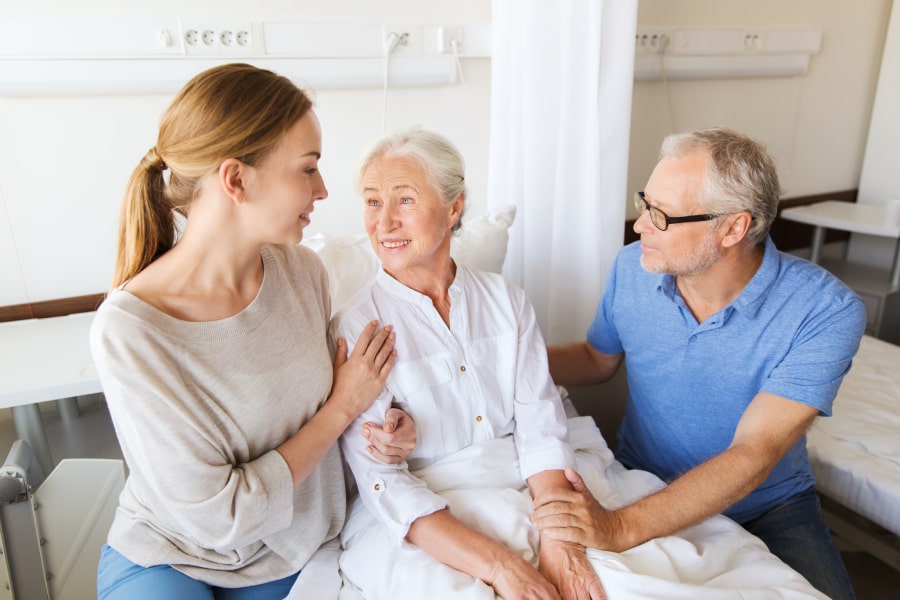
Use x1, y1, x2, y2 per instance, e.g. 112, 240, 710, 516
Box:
1, 396, 898, 599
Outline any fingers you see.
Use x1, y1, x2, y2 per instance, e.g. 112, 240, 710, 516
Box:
344, 321, 397, 382
365, 445, 404, 464
382, 408, 417, 449
332, 337, 348, 368
352, 321, 395, 360
532, 501, 595, 547
564, 467, 588, 493
538, 525, 590, 546
382, 407, 403, 432
590, 579, 608, 600
379, 346, 398, 377
533, 486, 580, 510
361, 418, 416, 464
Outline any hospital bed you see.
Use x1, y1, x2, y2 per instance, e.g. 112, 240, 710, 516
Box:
806, 333, 900, 572
0, 439, 124, 600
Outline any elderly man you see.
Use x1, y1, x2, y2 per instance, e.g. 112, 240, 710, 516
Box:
535, 128, 865, 600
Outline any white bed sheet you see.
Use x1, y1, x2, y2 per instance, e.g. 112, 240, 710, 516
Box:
289, 415, 825, 599
806, 334, 900, 536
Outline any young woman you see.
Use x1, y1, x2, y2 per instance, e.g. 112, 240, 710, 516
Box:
91, 63, 401, 599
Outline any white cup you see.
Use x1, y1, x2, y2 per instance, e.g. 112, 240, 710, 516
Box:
885, 199, 900, 227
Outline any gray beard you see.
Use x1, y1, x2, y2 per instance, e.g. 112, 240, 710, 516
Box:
640, 230, 721, 277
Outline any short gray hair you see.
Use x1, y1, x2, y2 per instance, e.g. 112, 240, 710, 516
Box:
660, 128, 780, 246
357, 127, 467, 231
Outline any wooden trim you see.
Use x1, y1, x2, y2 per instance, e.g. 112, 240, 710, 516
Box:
624, 189, 858, 249
0, 293, 106, 323
0, 189, 860, 324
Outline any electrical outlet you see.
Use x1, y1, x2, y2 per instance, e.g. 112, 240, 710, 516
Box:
423, 25, 464, 54
382, 24, 420, 55
181, 22, 254, 56
635, 27, 671, 55
743, 30, 763, 52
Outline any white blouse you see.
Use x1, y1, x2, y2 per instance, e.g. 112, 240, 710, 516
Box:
336, 265, 574, 543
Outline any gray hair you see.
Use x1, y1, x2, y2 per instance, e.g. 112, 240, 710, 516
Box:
357, 127, 467, 232
660, 127, 780, 246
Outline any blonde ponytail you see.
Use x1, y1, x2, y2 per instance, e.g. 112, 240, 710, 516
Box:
111, 147, 173, 288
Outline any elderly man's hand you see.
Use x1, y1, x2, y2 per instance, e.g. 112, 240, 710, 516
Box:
362, 407, 417, 464
532, 468, 630, 552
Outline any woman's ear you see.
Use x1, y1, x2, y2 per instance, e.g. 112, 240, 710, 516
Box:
449, 191, 465, 229
219, 158, 248, 204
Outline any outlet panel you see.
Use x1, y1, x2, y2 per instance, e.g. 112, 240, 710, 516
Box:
635, 27, 671, 55
423, 25, 461, 54
181, 22, 254, 56
382, 24, 419, 55
636, 27, 822, 57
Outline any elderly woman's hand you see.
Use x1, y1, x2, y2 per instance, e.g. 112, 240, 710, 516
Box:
538, 538, 606, 600
486, 551, 562, 600
362, 407, 417, 464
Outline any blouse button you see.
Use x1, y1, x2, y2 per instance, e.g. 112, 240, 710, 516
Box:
373, 483, 381, 491
460, 365, 466, 372
475, 415, 483, 422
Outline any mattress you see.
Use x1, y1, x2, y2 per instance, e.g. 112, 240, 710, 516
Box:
806, 334, 900, 536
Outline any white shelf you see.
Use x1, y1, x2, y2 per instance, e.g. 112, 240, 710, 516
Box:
780, 200, 900, 343
780, 200, 900, 238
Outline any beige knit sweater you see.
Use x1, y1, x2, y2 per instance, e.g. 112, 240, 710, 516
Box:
90, 244, 345, 587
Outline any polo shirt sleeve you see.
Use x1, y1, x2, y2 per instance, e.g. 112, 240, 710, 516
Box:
761, 292, 866, 416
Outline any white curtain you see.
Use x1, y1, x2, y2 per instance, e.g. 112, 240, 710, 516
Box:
488, 0, 637, 344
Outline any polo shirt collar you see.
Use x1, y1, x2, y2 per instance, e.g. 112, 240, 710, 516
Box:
730, 236, 779, 318
656, 236, 779, 320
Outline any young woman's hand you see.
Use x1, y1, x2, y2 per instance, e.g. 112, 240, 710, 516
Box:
330, 321, 397, 420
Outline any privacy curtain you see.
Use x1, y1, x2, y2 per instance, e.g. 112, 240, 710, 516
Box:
487, 0, 637, 344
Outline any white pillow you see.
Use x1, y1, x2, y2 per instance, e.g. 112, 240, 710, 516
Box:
301, 234, 380, 314
451, 204, 516, 274
302, 205, 516, 313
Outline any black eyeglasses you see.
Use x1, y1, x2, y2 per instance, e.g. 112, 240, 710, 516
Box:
634, 191, 725, 232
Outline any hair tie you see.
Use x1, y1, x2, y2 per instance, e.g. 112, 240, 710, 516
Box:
144, 147, 167, 174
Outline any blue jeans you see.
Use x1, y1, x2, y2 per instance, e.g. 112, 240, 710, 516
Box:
741, 487, 855, 600
97, 545, 299, 600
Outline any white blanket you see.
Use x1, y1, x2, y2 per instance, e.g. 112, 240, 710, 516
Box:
288, 417, 826, 599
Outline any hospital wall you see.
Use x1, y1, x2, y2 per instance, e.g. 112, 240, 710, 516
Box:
628, 0, 893, 218
0, 0, 893, 314
0, 0, 493, 308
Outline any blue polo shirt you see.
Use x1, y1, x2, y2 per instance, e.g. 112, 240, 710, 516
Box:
587, 238, 866, 523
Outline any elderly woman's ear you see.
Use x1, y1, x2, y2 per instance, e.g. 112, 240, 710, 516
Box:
450, 192, 465, 231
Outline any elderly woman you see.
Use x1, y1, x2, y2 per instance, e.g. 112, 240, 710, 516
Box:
335, 129, 604, 600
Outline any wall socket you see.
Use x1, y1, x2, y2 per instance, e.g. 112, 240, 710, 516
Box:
382, 24, 419, 55
181, 22, 254, 56
635, 27, 671, 55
